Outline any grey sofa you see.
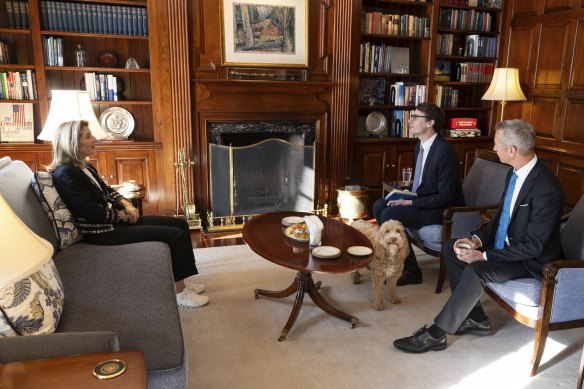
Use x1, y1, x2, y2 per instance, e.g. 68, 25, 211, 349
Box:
0, 157, 186, 389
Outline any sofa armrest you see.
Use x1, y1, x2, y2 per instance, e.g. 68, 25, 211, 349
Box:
0, 332, 119, 364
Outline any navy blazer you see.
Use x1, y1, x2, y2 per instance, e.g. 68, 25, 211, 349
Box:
411, 135, 465, 210
473, 159, 565, 277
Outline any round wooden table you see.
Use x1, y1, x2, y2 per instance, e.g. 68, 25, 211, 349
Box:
242, 211, 373, 341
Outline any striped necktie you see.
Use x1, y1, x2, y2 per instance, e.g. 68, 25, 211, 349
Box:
494, 172, 518, 249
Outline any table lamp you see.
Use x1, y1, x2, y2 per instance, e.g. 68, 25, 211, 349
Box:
37, 90, 109, 141
482, 68, 527, 122
0, 194, 54, 334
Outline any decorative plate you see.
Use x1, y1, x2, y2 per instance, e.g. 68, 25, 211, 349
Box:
365, 111, 386, 135
312, 246, 341, 259
99, 107, 135, 139
347, 246, 373, 256
282, 216, 304, 226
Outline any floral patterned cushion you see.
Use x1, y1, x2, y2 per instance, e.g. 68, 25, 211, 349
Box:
31, 171, 82, 250
0, 258, 64, 336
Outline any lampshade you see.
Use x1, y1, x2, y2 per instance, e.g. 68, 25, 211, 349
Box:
482, 68, 527, 102
37, 90, 109, 141
0, 194, 54, 288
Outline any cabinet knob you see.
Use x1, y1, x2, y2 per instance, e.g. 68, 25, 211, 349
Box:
101, 176, 106, 179
459, 162, 463, 165
391, 164, 395, 168
109, 175, 114, 179
386, 164, 390, 168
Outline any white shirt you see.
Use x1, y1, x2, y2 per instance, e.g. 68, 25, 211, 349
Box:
417, 133, 437, 186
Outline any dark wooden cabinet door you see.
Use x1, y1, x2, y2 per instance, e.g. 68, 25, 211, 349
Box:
98, 149, 159, 214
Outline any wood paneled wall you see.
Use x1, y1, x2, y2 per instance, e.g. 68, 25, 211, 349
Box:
186, 0, 354, 214
499, 0, 584, 206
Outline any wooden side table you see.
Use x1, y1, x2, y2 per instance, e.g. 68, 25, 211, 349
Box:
0, 350, 147, 389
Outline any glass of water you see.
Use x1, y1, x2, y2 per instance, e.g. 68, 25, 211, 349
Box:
401, 167, 413, 184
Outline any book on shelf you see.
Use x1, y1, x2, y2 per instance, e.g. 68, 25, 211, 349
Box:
465, 35, 479, 57
384, 189, 417, 202
445, 129, 482, 137
0, 41, 9, 64
0, 102, 34, 143
446, 117, 478, 129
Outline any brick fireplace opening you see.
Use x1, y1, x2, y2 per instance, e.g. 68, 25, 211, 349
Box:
208, 121, 316, 218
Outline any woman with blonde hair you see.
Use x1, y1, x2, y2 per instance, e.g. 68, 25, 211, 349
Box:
49, 120, 208, 308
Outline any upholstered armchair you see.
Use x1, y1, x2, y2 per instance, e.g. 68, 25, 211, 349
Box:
485, 194, 584, 376
408, 149, 512, 293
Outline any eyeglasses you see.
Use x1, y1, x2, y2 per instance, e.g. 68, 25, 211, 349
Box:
410, 114, 430, 120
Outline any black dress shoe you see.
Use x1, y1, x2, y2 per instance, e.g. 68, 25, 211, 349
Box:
455, 317, 491, 336
393, 326, 447, 353
396, 269, 423, 286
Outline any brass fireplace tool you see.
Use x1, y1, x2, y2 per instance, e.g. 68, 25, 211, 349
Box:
174, 148, 202, 230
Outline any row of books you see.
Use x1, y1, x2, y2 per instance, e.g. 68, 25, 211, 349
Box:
442, 0, 502, 8
438, 8, 494, 32
434, 86, 459, 108
359, 43, 410, 74
0, 41, 10, 65
39, 1, 148, 36
361, 12, 430, 38
389, 82, 426, 106
82, 72, 120, 102
436, 33, 496, 57
455, 62, 494, 83
0, 71, 38, 101
42, 36, 64, 66
5, 1, 30, 29
390, 110, 415, 138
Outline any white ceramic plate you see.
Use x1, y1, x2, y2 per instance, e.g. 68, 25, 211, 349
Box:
312, 246, 341, 259
347, 246, 373, 256
282, 216, 304, 226
99, 107, 135, 138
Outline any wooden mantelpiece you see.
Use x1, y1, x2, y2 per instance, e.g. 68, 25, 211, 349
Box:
192, 80, 333, 216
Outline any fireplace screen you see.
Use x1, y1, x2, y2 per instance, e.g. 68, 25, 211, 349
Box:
209, 139, 315, 216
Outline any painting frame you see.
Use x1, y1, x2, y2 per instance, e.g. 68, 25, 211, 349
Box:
221, 0, 308, 68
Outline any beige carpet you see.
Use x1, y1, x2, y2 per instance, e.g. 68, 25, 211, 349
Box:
181, 245, 583, 389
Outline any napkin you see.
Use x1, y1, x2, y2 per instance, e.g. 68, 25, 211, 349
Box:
304, 215, 324, 246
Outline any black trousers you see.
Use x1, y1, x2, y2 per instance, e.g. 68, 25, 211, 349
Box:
82, 215, 198, 282
372, 198, 443, 272
434, 239, 531, 334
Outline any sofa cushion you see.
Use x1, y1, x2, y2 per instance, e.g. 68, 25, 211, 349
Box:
0, 258, 64, 337
54, 242, 184, 372
0, 160, 57, 249
31, 171, 82, 250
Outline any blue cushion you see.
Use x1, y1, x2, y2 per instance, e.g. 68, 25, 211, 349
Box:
408, 225, 442, 251
486, 278, 541, 307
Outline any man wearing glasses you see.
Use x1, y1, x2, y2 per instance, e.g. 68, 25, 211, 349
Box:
372, 102, 464, 286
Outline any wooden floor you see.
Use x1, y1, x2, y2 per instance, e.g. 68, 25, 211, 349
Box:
191, 230, 244, 248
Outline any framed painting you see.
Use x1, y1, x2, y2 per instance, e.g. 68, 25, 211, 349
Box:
221, 0, 308, 67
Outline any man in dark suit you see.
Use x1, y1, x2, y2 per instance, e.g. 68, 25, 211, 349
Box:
373, 103, 464, 285
393, 119, 565, 353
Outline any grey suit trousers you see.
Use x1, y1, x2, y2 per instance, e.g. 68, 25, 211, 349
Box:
434, 239, 532, 334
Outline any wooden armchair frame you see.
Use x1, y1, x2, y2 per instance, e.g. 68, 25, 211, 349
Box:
485, 259, 584, 376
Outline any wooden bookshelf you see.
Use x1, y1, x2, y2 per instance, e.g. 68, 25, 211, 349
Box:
0, 0, 164, 214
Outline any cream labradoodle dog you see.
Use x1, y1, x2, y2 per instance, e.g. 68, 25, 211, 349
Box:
350, 219, 410, 311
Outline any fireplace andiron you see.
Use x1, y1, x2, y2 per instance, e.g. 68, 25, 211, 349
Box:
174, 148, 202, 230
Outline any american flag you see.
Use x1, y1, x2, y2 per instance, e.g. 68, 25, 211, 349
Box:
12, 104, 25, 126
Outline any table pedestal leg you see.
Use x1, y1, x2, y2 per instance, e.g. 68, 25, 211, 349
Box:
255, 272, 357, 341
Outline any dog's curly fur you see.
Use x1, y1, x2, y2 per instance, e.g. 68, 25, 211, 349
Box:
350, 219, 410, 311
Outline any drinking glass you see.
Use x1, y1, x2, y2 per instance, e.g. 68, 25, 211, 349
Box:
401, 167, 413, 184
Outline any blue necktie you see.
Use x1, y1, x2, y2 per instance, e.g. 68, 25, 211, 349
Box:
495, 172, 518, 249
412, 145, 424, 192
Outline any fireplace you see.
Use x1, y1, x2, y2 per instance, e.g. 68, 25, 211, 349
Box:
208, 121, 316, 220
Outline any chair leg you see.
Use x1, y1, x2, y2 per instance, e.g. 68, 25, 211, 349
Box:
529, 320, 550, 376
578, 343, 584, 389
435, 254, 446, 294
